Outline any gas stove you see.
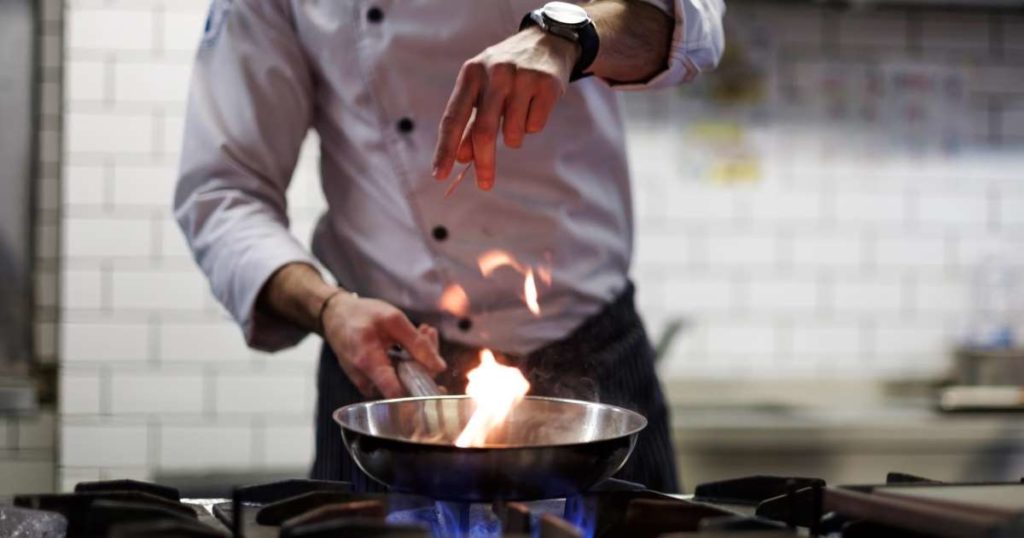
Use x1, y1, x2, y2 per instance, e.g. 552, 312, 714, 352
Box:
5, 472, 1024, 537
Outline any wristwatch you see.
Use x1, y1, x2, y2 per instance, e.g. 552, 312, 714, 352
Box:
520, 2, 600, 82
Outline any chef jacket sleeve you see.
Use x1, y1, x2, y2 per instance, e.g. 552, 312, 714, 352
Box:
174, 0, 319, 352
606, 0, 726, 90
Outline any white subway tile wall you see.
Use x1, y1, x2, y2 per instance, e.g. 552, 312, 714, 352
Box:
0, 411, 58, 496
57, 0, 1024, 484
108, 371, 206, 415
62, 422, 150, 468
158, 424, 256, 470
60, 371, 103, 416
59, 0, 321, 486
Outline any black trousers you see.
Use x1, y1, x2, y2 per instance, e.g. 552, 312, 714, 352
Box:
310, 284, 680, 493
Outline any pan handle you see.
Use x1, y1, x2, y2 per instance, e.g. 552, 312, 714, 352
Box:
388, 346, 442, 397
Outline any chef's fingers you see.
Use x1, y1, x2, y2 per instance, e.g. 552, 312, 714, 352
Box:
502, 71, 535, 149
525, 79, 559, 134
455, 110, 476, 164
418, 324, 440, 351
428, 327, 439, 350
434, 62, 483, 180
339, 360, 375, 397
456, 130, 474, 164
362, 349, 404, 399
471, 65, 512, 191
383, 313, 447, 373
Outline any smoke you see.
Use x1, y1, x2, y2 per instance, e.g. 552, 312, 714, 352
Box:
518, 349, 601, 403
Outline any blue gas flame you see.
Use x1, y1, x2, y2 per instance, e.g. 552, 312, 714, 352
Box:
433, 501, 501, 538
386, 498, 593, 537
562, 495, 597, 538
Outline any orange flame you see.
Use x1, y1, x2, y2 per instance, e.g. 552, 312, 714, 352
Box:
478, 249, 524, 277
476, 249, 547, 316
438, 283, 470, 317
537, 265, 552, 287
455, 349, 530, 448
524, 268, 540, 316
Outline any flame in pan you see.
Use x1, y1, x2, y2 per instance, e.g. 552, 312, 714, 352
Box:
455, 349, 530, 448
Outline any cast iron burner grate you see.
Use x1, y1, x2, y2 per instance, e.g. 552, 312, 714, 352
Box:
10, 476, 783, 537
209, 477, 783, 538
25, 470, 1023, 537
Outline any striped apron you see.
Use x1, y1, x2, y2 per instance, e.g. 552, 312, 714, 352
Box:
310, 284, 680, 494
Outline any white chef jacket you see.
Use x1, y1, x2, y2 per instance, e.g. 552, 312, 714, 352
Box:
174, 0, 725, 355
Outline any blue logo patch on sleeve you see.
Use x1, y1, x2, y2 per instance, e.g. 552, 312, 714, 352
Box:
201, 0, 232, 48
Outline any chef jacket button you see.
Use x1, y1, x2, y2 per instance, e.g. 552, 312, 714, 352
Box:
457, 318, 473, 332
397, 117, 415, 133
367, 6, 384, 23
431, 226, 448, 241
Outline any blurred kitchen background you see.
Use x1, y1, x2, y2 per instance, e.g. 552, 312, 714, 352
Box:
2, 0, 1024, 496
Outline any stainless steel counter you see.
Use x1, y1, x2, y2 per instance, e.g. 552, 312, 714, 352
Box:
671, 405, 1024, 488
663, 380, 1024, 489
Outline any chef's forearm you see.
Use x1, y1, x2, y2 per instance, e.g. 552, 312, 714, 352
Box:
584, 1, 673, 84
257, 262, 339, 333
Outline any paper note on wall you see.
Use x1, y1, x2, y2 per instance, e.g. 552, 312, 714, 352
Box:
682, 121, 763, 184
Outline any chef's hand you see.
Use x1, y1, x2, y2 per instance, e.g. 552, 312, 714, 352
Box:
432, 26, 580, 190
321, 293, 445, 399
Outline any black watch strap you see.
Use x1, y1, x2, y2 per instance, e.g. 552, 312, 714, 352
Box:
520, 11, 600, 82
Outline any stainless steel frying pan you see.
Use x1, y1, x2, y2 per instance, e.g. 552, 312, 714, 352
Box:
333, 395, 647, 501
333, 349, 647, 501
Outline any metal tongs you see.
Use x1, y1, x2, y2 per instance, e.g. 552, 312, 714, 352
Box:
388, 345, 442, 397
387, 345, 450, 443
444, 162, 474, 198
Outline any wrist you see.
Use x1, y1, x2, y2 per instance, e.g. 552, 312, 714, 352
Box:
261, 262, 337, 333
580, 0, 673, 84
530, 26, 581, 69
316, 288, 356, 336
520, 3, 597, 81
580, 3, 615, 78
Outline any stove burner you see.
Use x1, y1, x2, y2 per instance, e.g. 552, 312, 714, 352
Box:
564, 490, 763, 537
11, 470, 1022, 537
886, 472, 945, 485
74, 479, 180, 502
754, 482, 824, 529
538, 512, 583, 537
281, 500, 387, 531
495, 501, 531, 533
255, 491, 379, 525
213, 477, 753, 537
281, 519, 428, 538
106, 518, 225, 538
14, 490, 199, 538
389, 500, 500, 537
693, 475, 826, 506
84, 499, 201, 537
233, 479, 352, 504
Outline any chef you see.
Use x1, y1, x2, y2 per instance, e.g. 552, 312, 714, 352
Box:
175, 0, 724, 493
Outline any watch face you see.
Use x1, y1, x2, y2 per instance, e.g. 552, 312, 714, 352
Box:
541, 1, 589, 26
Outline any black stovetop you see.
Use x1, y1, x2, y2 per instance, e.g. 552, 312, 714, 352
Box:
7, 472, 1024, 537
